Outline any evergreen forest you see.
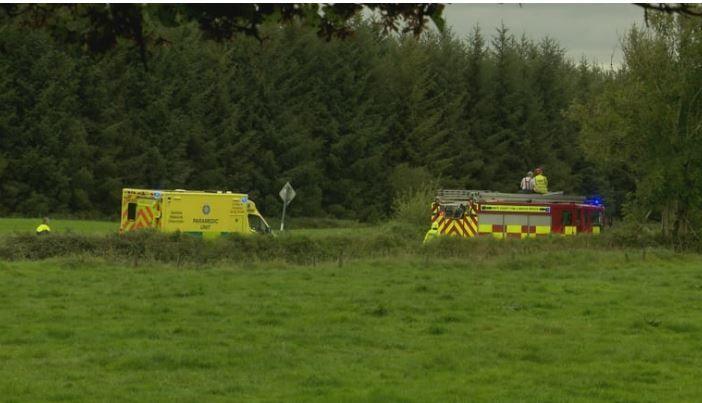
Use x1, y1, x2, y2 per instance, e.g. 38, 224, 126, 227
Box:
1, 8, 700, 236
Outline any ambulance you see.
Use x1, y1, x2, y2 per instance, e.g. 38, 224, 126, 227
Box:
119, 188, 272, 237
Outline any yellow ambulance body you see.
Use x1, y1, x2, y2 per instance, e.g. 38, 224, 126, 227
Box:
119, 188, 271, 237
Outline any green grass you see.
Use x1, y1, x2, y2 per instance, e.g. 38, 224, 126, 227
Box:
1, 250, 702, 401
0, 218, 117, 235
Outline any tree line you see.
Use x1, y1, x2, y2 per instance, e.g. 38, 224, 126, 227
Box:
572, 13, 702, 238
1, 9, 699, 235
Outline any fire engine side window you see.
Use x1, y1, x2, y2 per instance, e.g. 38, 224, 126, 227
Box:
562, 211, 572, 226
127, 203, 137, 221
592, 211, 601, 225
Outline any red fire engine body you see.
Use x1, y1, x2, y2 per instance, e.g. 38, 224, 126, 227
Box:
430, 190, 605, 239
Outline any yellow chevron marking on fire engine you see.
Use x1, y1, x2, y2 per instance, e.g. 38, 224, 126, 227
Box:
465, 218, 477, 237
431, 205, 440, 222
463, 220, 473, 236
438, 219, 448, 234
446, 220, 454, 235
444, 221, 454, 236
459, 220, 468, 236
448, 220, 464, 236
481, 205, 550, 213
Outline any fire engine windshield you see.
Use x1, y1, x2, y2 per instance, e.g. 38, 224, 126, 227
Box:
443, 205, 465, 219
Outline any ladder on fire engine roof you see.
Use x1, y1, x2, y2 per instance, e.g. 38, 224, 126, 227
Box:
437, 189, 588, 204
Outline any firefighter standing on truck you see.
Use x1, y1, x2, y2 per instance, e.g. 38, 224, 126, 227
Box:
533, 167, 548, 194
520, 171, 534, 193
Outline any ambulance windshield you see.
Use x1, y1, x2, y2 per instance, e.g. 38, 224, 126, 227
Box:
248, 214, 271, 233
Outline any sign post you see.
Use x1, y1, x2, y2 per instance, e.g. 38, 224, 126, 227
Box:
279, 182, 296, 231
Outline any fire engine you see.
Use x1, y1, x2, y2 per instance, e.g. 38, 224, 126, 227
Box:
429, 189, 605, 239
119, 188, 272, 237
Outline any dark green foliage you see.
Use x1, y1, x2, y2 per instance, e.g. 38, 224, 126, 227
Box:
1, 4, 445, 56
0, 230, 412, 264
572, 14, 702, 237
0, 14, 610, 220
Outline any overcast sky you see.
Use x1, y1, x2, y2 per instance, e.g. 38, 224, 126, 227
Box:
444, 4, 646, 67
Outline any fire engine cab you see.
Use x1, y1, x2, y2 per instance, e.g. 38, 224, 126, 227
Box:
430, 189, 605, 239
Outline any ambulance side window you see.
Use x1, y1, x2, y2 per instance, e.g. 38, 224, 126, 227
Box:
562, 211, 572, 226
127, 203, 137, 221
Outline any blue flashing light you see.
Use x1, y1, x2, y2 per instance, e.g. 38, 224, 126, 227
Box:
585, 196, 603, 206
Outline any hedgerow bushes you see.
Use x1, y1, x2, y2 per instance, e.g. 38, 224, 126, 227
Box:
0, 220, 682, 266
0, 229, 414, 265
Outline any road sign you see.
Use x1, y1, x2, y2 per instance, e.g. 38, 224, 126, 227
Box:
279, 182, 296, 205
279, 182, 296, 231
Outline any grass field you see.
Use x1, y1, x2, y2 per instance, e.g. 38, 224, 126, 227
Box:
1, 247, 702, 401
0, 218, 118, 235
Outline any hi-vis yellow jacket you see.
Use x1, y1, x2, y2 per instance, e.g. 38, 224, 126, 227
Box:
36, 224, 51, 234
423, 222, 440, 244
534, 174, 549, 194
